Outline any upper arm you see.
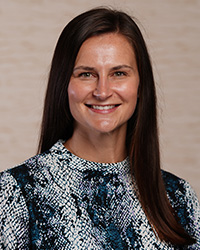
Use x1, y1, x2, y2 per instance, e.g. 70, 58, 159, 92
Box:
0, 171, 30, 249
162, 171, 200, 248
183, 182, 200, 249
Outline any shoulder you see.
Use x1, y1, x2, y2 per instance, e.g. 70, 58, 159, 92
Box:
0, 140, 61, 204
162, 170, 190, 195
161, 170, 198, 205
161, 170, 199, 212
0, 149, 53, 211
0, 140, 73, 195
0, 140, 65, 188
162, 170, 200, 245
0, 142, 64, 248
0, 151, 48, 190
1, 150, 61, 200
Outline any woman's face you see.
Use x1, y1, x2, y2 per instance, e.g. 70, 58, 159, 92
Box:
68, 33, 140, 136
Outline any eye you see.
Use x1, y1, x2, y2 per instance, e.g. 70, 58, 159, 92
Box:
113, 71, 127, 77
78, 72, 93, 78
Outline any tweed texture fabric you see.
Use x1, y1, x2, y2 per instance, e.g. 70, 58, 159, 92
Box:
0, 140, 200, 249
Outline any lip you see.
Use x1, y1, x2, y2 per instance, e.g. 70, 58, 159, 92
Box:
85, 104, 120, 114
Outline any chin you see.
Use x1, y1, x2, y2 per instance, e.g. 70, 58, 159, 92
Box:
90, 121, 126, 135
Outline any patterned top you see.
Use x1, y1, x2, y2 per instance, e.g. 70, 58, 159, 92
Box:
0, 140, 200, 250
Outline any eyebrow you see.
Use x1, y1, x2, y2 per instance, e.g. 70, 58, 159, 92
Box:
73, 66, 95, 72
73, 65, 134, 72
112, 65, 133, 71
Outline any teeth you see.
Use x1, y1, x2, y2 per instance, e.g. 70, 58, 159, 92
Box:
91, 105, 116, 110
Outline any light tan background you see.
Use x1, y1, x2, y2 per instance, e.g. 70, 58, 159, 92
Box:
0, 0, 199, 198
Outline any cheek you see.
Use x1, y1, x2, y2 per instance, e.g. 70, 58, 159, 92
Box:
122, 84, 139, 114
67, 84, 81, 118
68, 84, 86, 114
119, 83, 139, 103
68, 82, 90, 120
114, 77, 139, 97
68, 81, 92, 103
68, 83, 79, 103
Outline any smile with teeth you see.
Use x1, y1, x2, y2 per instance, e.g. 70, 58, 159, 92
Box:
86, 104, 120, 110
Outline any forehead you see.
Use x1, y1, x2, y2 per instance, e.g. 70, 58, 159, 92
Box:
75, 33, 136, 65
81, 32, 133, 50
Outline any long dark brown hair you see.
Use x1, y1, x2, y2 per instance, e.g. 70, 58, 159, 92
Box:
38, 7, 195, 245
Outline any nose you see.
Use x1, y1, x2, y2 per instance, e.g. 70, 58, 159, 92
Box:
93, 76, 112, 100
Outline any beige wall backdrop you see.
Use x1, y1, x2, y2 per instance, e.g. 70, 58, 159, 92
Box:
0, 0, 200, 197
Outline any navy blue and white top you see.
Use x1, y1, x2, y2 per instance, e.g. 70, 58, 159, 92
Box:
0, 140, 200, 249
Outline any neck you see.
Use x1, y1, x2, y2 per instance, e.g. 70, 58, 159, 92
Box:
64, 128, 127, 163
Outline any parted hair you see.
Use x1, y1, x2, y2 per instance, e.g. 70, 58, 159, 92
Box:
38, 7, 195, 245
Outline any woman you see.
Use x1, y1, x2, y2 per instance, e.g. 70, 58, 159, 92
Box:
0, 7, 199, 249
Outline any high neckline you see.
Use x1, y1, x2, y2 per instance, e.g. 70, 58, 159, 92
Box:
50, 140, 130, 174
